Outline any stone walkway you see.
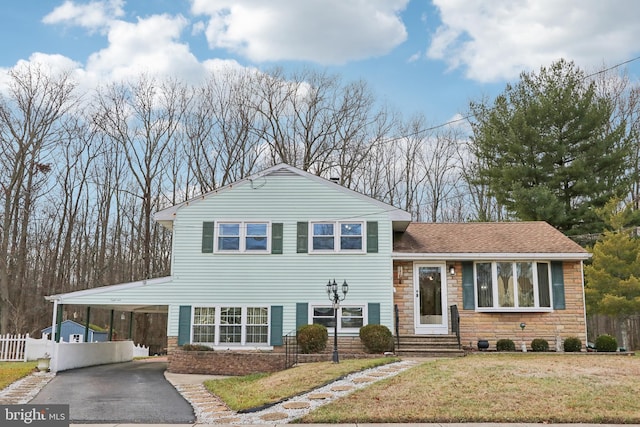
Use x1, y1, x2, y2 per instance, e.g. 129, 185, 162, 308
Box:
169, 359, 419, 424
0, 371, 56, 404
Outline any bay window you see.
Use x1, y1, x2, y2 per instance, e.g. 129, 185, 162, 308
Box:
475, 261, 552, 310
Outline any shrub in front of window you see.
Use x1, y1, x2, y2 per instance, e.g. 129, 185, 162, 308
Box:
297, 324, 328, 354
496, 338, 516, 351
595, 334, 618, 352
562, 336, 582, 352
359, 324, 393, 353
181, 344, 214, 351
531, 338, 549, 352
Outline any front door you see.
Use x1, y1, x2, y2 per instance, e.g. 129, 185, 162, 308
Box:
414, 263, 448, 334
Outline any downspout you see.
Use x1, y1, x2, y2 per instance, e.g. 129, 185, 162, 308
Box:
580, 260, 588, 349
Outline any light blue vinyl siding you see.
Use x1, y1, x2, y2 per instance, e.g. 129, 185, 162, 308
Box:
170, 173, 395, 335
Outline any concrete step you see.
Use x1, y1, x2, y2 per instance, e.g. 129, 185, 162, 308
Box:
395, 334, 464, 357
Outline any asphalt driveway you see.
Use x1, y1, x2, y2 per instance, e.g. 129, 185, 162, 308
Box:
30, 360, 195, 424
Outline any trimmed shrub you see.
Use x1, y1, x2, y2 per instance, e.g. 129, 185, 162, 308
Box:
359, 324, 393, 353
297, 324, 328, 354
563, 336, 582, 352
595, 334, 618, 352
531, 338, 549, 352
181, 344, 214, 351
496, 338, 516, 351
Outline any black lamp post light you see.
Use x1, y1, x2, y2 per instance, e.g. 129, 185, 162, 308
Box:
326, 279, 348, 363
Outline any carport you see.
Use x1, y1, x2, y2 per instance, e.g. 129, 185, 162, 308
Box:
44, 276, 172, 372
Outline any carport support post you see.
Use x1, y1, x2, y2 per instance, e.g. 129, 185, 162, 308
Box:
84, 307, 91, 343
55, 303, 63, 343
128, 312, 134, 340
108, 309, 115, 341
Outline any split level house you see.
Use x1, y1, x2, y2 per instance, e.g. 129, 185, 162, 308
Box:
46, 163, 591, 355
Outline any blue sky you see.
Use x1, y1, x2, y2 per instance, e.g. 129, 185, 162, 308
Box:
2, 0, 640, 126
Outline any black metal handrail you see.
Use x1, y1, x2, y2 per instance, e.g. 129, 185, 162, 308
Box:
450, 304, 461, 349
394, 303, 400, 350
284, 329, 298, 369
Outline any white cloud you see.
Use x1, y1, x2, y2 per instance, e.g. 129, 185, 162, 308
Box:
84, 14, 206, 84
42, 0, 124, 33
428, 0, 640, 82
190, 0, 409, 64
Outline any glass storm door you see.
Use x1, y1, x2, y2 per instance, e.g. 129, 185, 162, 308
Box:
414, 264, 448, 334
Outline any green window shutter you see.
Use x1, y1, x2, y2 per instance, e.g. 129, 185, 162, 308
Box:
462, 261, 475, 310
202, 222, 214, 253
368, 303, 380, 325
178, 306, 192, 346
296, 303, 309, 330
551, 261, 566, 310
296, 222, 308, 253
270, 306, 283, 346
271, 223, 283, 254
366, 221, 378, 253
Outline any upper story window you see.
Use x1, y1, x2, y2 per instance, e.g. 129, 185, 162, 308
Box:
475, 261, 551, 311
216, 221, 269, 253
310, 221, 364, 252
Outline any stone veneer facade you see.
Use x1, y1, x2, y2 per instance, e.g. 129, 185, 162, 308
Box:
393, 260, 587, 351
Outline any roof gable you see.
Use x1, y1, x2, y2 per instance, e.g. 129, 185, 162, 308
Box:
154, 163, 411, 230
394, 221, 589, 259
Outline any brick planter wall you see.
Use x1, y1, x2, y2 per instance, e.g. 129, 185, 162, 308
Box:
169, 350, 287, 376
168, 334, 388, 375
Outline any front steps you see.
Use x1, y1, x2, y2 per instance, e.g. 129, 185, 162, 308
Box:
395, 334, 465, 357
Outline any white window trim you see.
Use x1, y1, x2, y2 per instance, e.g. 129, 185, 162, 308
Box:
190, 305, 272, 349
474, 261, 554, 313
309, 302, 367, 333
309, 221, 366, 253
214, 221, 271, 254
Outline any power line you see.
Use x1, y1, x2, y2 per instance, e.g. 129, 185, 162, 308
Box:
386, 55, 640, 143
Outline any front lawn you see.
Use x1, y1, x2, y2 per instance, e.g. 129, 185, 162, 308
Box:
204, 357, 398, 411
0, 362, 38, 390
298, 354, 640, 424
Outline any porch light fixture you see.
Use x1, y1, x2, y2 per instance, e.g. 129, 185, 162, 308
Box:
121, 312, 126, 321
449, 265, 456, 276
326, 279, 349, 363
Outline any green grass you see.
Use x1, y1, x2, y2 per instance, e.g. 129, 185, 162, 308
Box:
297, 354, 640, 424
204, 357, 398, 411
0, 362, 38, 390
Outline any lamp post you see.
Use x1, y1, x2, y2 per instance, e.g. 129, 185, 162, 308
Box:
520, 322, 527, 352
327, 279, 348, 363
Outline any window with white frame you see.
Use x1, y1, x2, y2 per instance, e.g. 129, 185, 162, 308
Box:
215, 222, 269, 252
475, 261, 551, 310
192, 306, 269, 345
311, 305, 365, 331
310, 221, 363, 252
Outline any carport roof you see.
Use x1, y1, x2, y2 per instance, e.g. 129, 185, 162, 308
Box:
44, 276, 172, 313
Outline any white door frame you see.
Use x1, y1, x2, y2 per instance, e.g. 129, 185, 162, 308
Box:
414, 263, 448, 334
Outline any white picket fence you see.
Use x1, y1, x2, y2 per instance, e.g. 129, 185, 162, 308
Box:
0, 333, 29, 361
